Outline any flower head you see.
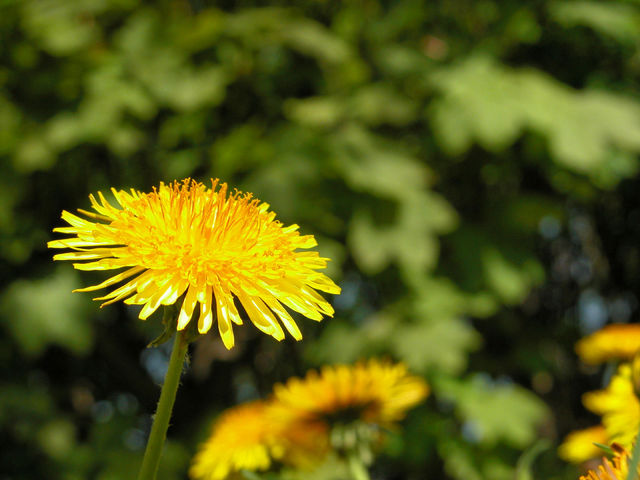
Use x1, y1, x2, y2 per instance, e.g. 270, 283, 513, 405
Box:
269, 358, 428, 466
190, 401, 283, 480
264, 359, 428, 467
583, 363, 640, 448
190, 360, 427, 476
559, 425, 608, 463
48, 179, 340, 349
580, 447, 633, 480
191, 403, 329, 478
271, 359, 429, 428
576, 324, 640, 365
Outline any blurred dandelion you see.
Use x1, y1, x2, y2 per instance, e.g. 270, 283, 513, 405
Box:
271, 359, 429, 428
558, 425, 608, 463
561, 362, 640, 464
562, 326, 640, 465
579, 446, 633, 480
270, 359, 429, 473
190, 401, 284, 480
576, 324, 640, 366
190, 360, 428, 480
583, 363, 640, 449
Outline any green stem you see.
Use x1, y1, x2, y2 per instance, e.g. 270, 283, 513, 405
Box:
137, 330, 189, 480
347, 453, 371, 480
627, 422, 640, 480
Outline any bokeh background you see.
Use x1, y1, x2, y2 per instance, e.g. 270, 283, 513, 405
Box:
2, 1, 640, 479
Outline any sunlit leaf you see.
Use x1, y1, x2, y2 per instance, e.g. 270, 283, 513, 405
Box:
429, 56, 640, 186
550, 1, 640, 43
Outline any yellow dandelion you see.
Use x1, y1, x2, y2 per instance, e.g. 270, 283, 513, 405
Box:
48, 179, 340, 349
580, 447, 634, 480
190, 401, 283, 480
275, 414, 332, 469
558, 425, 608, 463
583, 363, 640, 448
266, 359, 428, 468
271, 359, 429, 427
576, 324, 640, 365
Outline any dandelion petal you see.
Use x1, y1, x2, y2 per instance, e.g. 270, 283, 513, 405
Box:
48, 178, 341, 349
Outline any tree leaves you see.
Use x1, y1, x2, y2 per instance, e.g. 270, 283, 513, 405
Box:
3, 1, 640, 478
429, 56, 640, 186
435, 374, 548, 448
1, 268, 93, 356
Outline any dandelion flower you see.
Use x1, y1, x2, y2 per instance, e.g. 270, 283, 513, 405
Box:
48, 179, 340, 349
190, 401, 283, 480
267, 359, 428, 467
271, 359, 428, 430
576, 324, 640, 365
558, 425, 608, 463
583, 363, 640, 448
580, 446, 634, 480
191, 361, 427, 476
275, 415, 331, 469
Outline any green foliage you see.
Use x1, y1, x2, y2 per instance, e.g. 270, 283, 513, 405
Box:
2, 0, 640, 478
1, 267, 93, 356
516, 440, 552, 480
438, 437, 515, 480
436, 374, 548, 447
549, 1, 640, 43
278, 455, 352, 480
391, 315, 482, 375
429, 55, 640, 186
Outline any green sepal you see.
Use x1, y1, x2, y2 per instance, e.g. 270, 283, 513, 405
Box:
593, 442, 615, 457
330, 421, 376, 467
147, 305, 180, 348
147, 301, 212, 348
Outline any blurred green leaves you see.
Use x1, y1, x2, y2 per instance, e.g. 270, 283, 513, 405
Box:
436, 374, 548, 447
21, 0, 110, 56
3, 0, 640, 478
429, 55, 640, 186
433, 376, 549, 480
549, 1, 640, 44
390, 316, 481, 375
37, 419, 76, 460
438, 437, 515, 480
308, 277, 483, 376
316, 125, 457, 278
1, 267, 93, 356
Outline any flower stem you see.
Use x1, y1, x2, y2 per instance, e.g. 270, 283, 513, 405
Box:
137, 330, 189, 480
627, 422, 640, 480
347, 453, 371, 480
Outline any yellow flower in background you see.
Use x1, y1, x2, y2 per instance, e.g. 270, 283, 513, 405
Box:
580, 456, 626, 480
266, 359, 429, 468
583, 363, 640, 448
558, 425, 608, 463
271, 359, 429, 428
276, 415, 332, 469
48, 179, 340, 349
190, 401, 283, 480
576, 324, 640, 365
190, 360, 428, 477
191, 403, 330, 478
579, 446, 633, 480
